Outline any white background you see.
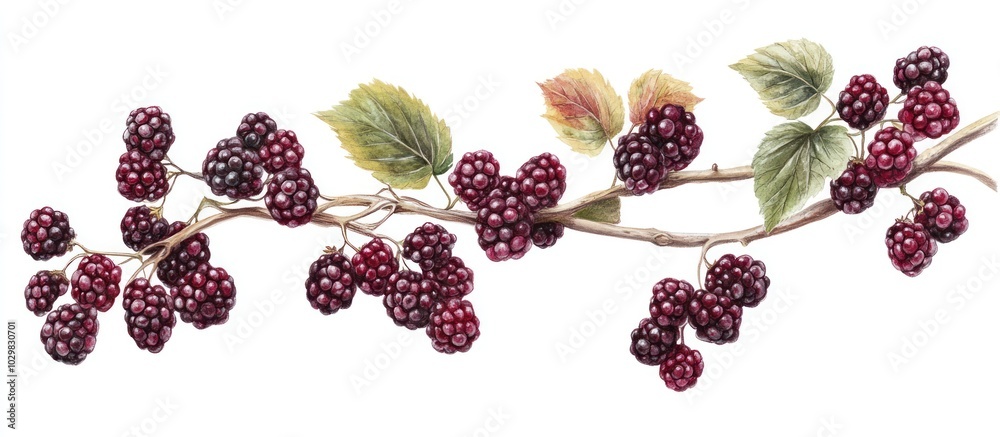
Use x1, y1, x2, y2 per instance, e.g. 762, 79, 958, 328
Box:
3, 0, 999, 435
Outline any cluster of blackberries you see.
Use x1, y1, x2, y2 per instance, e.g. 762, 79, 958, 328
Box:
118, 107, 173, 202
613, 104, 704, 196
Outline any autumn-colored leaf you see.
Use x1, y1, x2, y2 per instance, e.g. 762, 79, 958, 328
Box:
628, 69, 703, 125
539, 69, 624, 156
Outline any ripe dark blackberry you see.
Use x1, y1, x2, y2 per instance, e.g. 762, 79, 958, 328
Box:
236, 111, 278, 149
171, 266, 236, 329
123, 106, 174, 160
448, 150, 500, 211
899, 81, 960, 141
427, 256, 474, 299
530, 222, 564, 249
156, 227, 211, 287
21, 206, 75, 261
426, 298, 480, 354
70, 254, 122, 312
383, 270, 440, 329
25, 271, 69, 316
704, 254, 770, 308
830, 160, 879, 214
264, 167, 319, 228
629, 318, 678, 366
259, 129, 305, 173
885, 219, 938, 277
514, 152, 567, 211
863, 127, 917, 188
893, 46, 949, 91
915, 187, 968, 243
613, 132, 667, 195
475, 184, 534, 262
39, 303, 99, 365
402, 222, 457, 272
687, 288, 742, 344
659, 344, 704, 392
352, 238, 399, 296
649, 278, 695, 327
202, 137, 266, 199
645, 104, 704, 171
120, 205, 170, 252
116, 150, 169, 202
305, 251, 356, 315
122, 278, 175, 353
836, 74, 889, 130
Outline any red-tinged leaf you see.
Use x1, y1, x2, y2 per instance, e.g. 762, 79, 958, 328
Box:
539, 69, 624, 156
628, 69, 703, 125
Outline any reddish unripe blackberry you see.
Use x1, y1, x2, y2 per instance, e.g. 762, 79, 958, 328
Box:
383, 270, 440, 329
899, 81, 960, 141
402, 222, 457, 271
659, 344, 704, 392
613, 132, 667, 195
70, 254, 122, 312
202, 137, 266, 199
259, 129, 305, 173
649, 278, 695, 327
427, 256, 474, 299
830, 161, 879, 214
123, 106, 174, 160
122, 278, 175, 353
837, 74, 889, 130
645, 104, 704, 171
156, 227, 211, 287
687, 289, 742, 344
25, 271, 69, 316
863, 127, 917, 188
705, 254, 770, 308
426, 298, 480, 354
915, 187, 968, 243
21, 206, 75, 261
40, 303, 99, 365
630, 318, 678, 366
530, 222, 564, 249
893, 46, 949, 91
885, 219, 938, 277
305, 251, 356, 315
117, 150, 169, 202
121, 205, 170, 252
448, 150, 500, 211
171, 266, 236, 329
475, 185, 534, 261
514, 152, 567, 211
265, 167, 319, 228
236, 111, 278, 149
352, 238, 399, 296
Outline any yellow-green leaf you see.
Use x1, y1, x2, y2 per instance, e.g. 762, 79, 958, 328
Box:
572, 197, 621, 224
539, 69, 624, 156
730, 39, 834, 120
628, 69, 703, 125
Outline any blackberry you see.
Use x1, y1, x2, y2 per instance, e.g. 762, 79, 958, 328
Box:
264, 167, 319, 228
475, 184, 534, 262
122, 278, 175, 353
687, 288, 742, 344
836, 74, 889, 130
830, 160, 879, 214
25, 271, 69, 316
530, 222, 564, 249
645, 103, 704, 171
885, 219, 938, 277
427, 256, 474, 299
259, 129, 305, 173
123, 106, 174, 160
613, 132, 667, 195
383, 270, 440, 329
514, 152, 567, 211
202, 137, 266, 199
156, 227, 211, 287
116, 150, 169, 202
171, 266, 236, 329
120, 205, 170, 252
70, 254, 122, 312
448, 150, 500, 211
629, 318, 678, 366
352, 238, 399, 296
39, 303, 99, 365
704, 254, 769, 308
649, 278, 695, 327
21, 206, 75, 260
915, 187, 968, 243
863, 127, 917, 188
893, 46, 949, 91
305, 251, 356, 315
402, 222, 457, 271
899, 81, 959, 141
426, 298, 480, 354
659, 344, 704, 392
236, 111, 278, 149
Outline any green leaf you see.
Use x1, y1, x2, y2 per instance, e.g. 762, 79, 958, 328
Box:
539, 69, 624, 156
572, 197, 621, 224
730, 39, 834, 119
752, 122, 852, 232
314, 80, 453, 189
